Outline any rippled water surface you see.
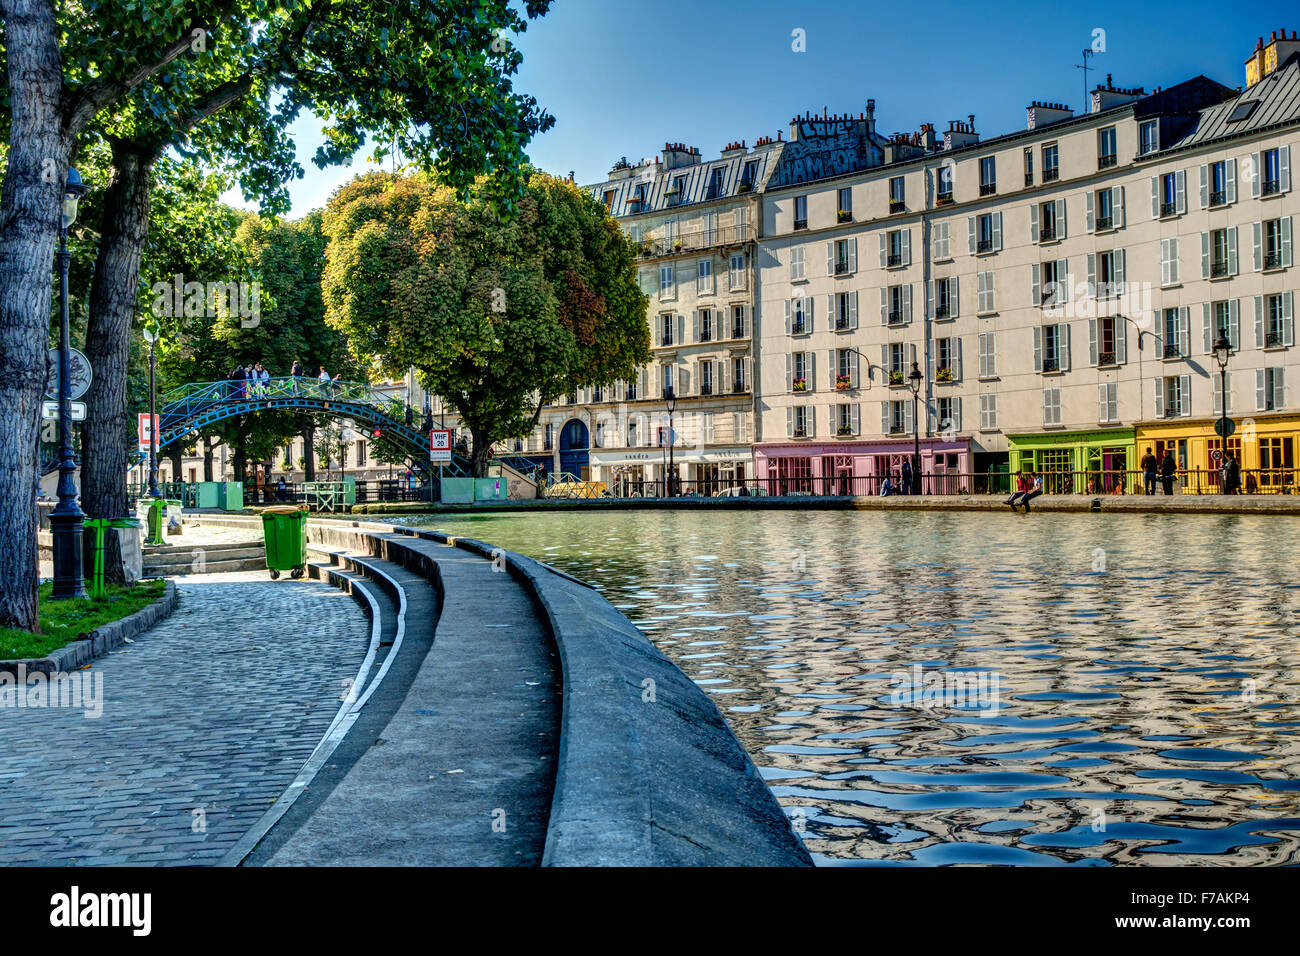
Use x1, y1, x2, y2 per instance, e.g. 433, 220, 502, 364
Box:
392, 509, 1300, 865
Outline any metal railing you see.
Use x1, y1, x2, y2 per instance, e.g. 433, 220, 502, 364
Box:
634, 223, 754, 259
1043, 168, 1060, 182
1098, 154, 1117, 169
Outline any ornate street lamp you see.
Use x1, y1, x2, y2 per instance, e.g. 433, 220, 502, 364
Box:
665, 385, 677, 497
50, 167, 90, 600
142, 319, 161, 498
1212, 332, 1234, 487
908, 360, 923, 495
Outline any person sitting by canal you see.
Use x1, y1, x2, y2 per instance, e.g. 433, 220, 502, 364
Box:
879, 474, 895, 497
1140, 447, 1158, 495
900, 459, 913, 495
1160, 449, 1177, 495
1018, 471, 1044, 513
1005, 470, 1028, 509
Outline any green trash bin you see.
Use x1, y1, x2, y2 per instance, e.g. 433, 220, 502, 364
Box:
260, 506, 308, 580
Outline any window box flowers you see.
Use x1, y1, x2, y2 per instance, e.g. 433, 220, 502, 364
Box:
837, 425, 853, 436
837, 209, 853, 223
835, 374, 853, 390
889, 371, 904, 386
792, 378, 807, 392
936, 366, 953, 383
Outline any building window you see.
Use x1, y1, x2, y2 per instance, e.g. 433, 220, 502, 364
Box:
1159, 375, 1188, 417
932, 221, 951, 260
975, 212, 1000, 253
936, 167, 952, 204
625, 377, 638, 401
700, 360, 713, 396
836, 403, 857, 436
790, 350, 808, 391
1208, 160, 1228, 207
740, 161, 758, 190
980, 393, 998, 430
729, 253, 746, 290
1163, 307, 1182, 358
789, 246, 806, 281
697, 259, 714, 294
1160, 172, 1181, 218
837, 186, 852, 220
1042, 387, 1062, 425
544, 424, 553, 450
1259, 436, 1294, 485
978, 330, 996, 378
933, 277, 953, 319
1139, 120, 1158, 156
707, 167, 725, 200
593, 386, 604, 403
732, 357, 746, 392
888, 400, 907, 435
662, 364, 675, 397
1263, 293, 1288, 347
1039, 200, 1058, 241
593, 422, 604, 448
698, 308, 713, 342
1262, 147, 1281, 196
889, 176, 905, 212
887, 285, 906, 325
1096, 315, 1119, 365
1258, 367, 1285, 411
731, 304, 746, 338
1210, 228, 1232, 278
979, 156, 996, 195
834, 291, 857, 330
1039, 260, 1065, 307
1095, 188, 1113, 230
834, 237, 857, 274
602, 190, 615, 211
1262, 218, 1286, 270
1042, 143, 1059, 182
1023, 147, 1034, 187
793, 195, 808, 230
887, 342, 906, 379
627, 421, 637, 446
936, 336, 957, 381
1098, 126, 1117, 168
976, 270, 995, 314
660, 313, 674, 346
659, 265, 674, 300
1041, 324, 1061, 372
790, 296, 810, 335
793, 406, 808, 438
886, 230, 904, 268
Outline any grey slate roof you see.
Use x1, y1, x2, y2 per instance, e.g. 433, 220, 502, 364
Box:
586, 147, 781, 216
1167, 54, 1300, 150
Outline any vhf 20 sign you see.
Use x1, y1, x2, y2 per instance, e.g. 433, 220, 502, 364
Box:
429, 429, 452, 462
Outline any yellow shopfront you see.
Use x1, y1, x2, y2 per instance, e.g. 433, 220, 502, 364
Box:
1136, 413, 1300, 494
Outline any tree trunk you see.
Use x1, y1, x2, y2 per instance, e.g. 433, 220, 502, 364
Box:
233, 446, 246, 485
168, 444, 183, 485
470, 424, 492, 478
81, 142, 155, 526
203, 437, 215, 481
302, 420, 316, 481
0, 0, 70, 630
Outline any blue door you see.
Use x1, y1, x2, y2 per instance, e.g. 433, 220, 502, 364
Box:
559, 419, 590, 478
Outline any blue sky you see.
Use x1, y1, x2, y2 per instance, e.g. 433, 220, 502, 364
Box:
224, 0, 1298, 217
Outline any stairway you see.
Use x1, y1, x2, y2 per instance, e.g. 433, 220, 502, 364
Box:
142, 540, 266, 576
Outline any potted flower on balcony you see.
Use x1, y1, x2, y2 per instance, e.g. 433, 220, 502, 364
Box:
936, 366, 953, 383
792, 377, 807, 392
672, 239, 683, 252
889, 370, 904, 386
837, 424, 853, 436
837, 209, 852, 223
738, 181, 753, 194
835, 374, 852, 390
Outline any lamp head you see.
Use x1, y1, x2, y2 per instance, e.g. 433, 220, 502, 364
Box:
1212, 334, 1233, 369
62, 167, 90, 230
665, 385, 676, 413
908, 361, 923, 395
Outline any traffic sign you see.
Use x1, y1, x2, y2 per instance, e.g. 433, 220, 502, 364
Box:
44, 347, 93, 401
137, 412, 159, 453
1212, 449, 1223, 462
429, 428, 452, 462
1214, 417, 1236, 438
41, 400, 86, 421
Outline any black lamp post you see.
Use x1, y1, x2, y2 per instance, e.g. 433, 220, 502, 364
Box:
1212, 333, 1234, 485
49, 167, 90, 601
142, 320, 161, 498
908, 360, 923, 495
665, 385, 677, 497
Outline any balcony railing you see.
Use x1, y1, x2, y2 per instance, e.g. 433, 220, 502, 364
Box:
1096, 215, 1113, 230
1163, 342, 1180, 358
699, 383, 713, 395
887, 310, 904, 325
1098, 154, 1117, 169
1041, 357, 1060, 373
1264, 251, 1282, 270
1209, 190, 1226, 207
1040, 287, 1062, 308
794, 218, 808, 231
1262, 179, 1280, 196
1039, 227, 1057, 242
1266, 329, 1284, 347
936, 192, 953, 205
835, 317, 851, 330
977, 239, 993, 253
732, 382, 747, 393
732, 324, 745, 338
889, 199, 906, 213
886, 253, 902, 267
634, 223, 755, 259
934, 303, 950, 319
1211, 260, 1229, 278
835, 260, 852, 275
626, 388, 637, 401
1098, 350, 1116, 366
1043, 167, 1059, 182
791, 320, 808, 335
1160, 201, 1177, 217
1024, 173, 1034, 187
979, 182, 997, 196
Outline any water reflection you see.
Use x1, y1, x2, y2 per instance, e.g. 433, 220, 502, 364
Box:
392, 510, 1300, 866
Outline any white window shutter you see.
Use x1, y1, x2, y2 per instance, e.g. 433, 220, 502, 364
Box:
826, 241, 835, 276
1257, 368, 1267, 411
1033, 325, 1043, 372
784, 298, 792, 335
1276, 368, 1286, 409
1226, 158, 1237, 203
1151, 176, 1160, 218
806, 296, 815, 334
1114, 186, 1124, 228
786, 406, 793, 438
1031, 263, 1040, 305
1281, 145, 1292, 193
678, 314, 685, 345
904, 399, 913, 434
1086, 192, 1095, 232
1200, 232, 1210, 279
880, 287, 888, 325
1253, 221, 1262, 271
1098, 383, 1109, 421
849, 290, 858, 329
851, 403, 860, 436
968, 217, 976, 255
1255, 295, 1265, 347
902, 229, 911, 266
1282, 217, 1293, 268
785, 352, 792, 391
1199, 164, 1209, 209
880, 402, 889, 435
1031, 203, 1040, 243
851, 350, 860, 386
902, 284, 912, 325
692, 310, 699, 342
1056, 198, 1067, 237
1086, 253, 1096, 297
1089, 318, 1098, 366
1202, 302, 1212, 354
1060, 322, 1071, 371
1154, 377, 1165, 416
848, 237, 858, 272
1116, 319, 1127, 365
926, 280, 935, 319
1178, 306, 1190, 356
1161, 238, 1171, 286
1285, 292, 1295, 346
1115, 248, 1126, 291
1229, 298, 1240, 349
1176, 169, 1187, 214
951, 277, 959, 318
1179, 375, 1191, 416
879, 234, 887, 269
992, 212, 1002, 251
827, 348, 835, 389
808, 350, 816, 392
1251, 152, 1262, 198
1058, 260, 1069, 302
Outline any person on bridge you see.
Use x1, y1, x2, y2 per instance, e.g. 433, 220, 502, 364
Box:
291, 359, 304, 378
228, 364, 246, 400
255, 362, 271, 396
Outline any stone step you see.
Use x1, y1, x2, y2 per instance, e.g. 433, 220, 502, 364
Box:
142, 554, 269, 575
143, 540, 262, 556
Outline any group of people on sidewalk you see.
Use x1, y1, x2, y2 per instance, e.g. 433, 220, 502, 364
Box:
226, 360, 337, 399
878, 460, 917, 497
1139, 447, 1179, 496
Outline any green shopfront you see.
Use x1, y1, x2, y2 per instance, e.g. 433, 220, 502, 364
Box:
1007, 428, 1137, 495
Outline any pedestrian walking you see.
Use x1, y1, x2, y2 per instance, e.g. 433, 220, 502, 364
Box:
1141, 447, 1158, 495
1160, 449, 1176, 495
228, 363, 246, 400
1223, 453, 1242, 495
900, 459, 913, 495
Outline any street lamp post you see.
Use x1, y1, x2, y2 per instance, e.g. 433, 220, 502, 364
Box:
665, 385, 677, 497
49, 168, 90, 601
1212, 333, 1234, 489
143, 321, 161, 498
908, 360, 923, 495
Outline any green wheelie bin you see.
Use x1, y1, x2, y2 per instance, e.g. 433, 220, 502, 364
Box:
260, 506, 308, 580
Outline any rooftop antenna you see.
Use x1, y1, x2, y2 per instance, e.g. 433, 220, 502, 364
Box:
1075, 49, 1094, 111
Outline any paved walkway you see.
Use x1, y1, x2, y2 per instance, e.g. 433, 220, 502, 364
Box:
0, 570, 368, 866
265, 538, 560, 866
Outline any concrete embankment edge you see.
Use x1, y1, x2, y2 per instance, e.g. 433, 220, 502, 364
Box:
210, 513, 811, 866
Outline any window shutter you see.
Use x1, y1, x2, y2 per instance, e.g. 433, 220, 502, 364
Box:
851, 350, 860, 387
1089, 318, 1098, 366
677, 314, 685, 345
1199, 164, 1209, 209
1281, 145, 1292, 193
1098, 383, 1109, 422
902, 229, 911, 266
879, 234, 887, 269
851, 403, 860, 436
808, 351, 816, 392
1085, 191, 1095, 232
955, 337, 963, 380
1178, 307, 1190, 356
1060, 323, 1071, 371
1202, 303, 1212, 354
827, 349, 835, 390
692, 310, 699, 342
1200, 232, 1210, 279
1175, 169, 1187, 214
1229, 298, 1240, 350
785, 406, 793, 438
806, 403, 816, 438
881, 402, 889, 436
849, 290, 858, 329
1114, 186, 1125, 228
1251, 152, 1262, 197
1285, 292, 1295, 347
1058, 260, 1069, 302
926, 280, 935, 319
968, 216, 976, 255
1031, 203, 1040, 243
1253, 221, 1262, 271
904, 399, 913, 435
880, 344, 889, 377
992, 212, 1002, 251
824, 241, 835, 276
826, 293, 835, 329
1115, 319, 1127, 365
1056, 198, 1067, 237
1276, 368, 1287, 410
847, 237, 858, 272
1226, 158, 1237, 203
1086, 253, 1096, 297
1179, 375, 1191, 417
1033, 325, 1042, 372
1151, 176, 1159, 218
1161, 238, 1172, 286
640, 366, 649, 394
1031, 263, 1040, 306
721, 357, 730, 394
1255, 295, 1265, 347
902, 284, 912, 325
1257, 368, 1267, 411
928, 346, 935, 384
1282, 217, 1293, 268
784, 298, 792, 335
950, 277, 959, 318
880, 287, 888, 325
1154, 377, 1164, 416
806, 296, 815, 334
1115, 248, 1126, 291
785, 352, 792, 391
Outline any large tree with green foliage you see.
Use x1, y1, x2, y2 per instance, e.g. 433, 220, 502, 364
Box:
322, 171, 651, 477
0, 0, 553, 630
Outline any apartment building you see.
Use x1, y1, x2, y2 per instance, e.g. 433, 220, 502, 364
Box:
498, 142, 766, 493
755, 30, 1300, 493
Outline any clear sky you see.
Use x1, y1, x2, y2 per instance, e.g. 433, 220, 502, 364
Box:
223, 0, 1299, 217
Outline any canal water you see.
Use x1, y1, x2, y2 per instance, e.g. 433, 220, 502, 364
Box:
392, 509, 1300, 865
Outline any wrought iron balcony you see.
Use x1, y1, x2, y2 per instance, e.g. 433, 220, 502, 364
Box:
1098, 350, 1116, 366
887, 310, 904, 325
979, 182, 997, 196
1211, 260, 1229, 278
936, 191, 953, 205
634, 223, 755, 259
1266, 329, 1284, 347
1209, 190, 1226, 207
1041, 357, 1060, 373
889, 199, 906, 214
1264, 251, 1282, 270
1096, 215, 1113, 230
794, 218, 808, 230
1262, 179, 1280, 196
1163, 342, 1180, 358
1043, 167, 1060, 182
934, 303, 950, 319
886, 253, 902, 267
1098, 154, 1117, 169
1039, 227, 1057, 242
1160, 201, 1177, 217
977, 239, 993, 253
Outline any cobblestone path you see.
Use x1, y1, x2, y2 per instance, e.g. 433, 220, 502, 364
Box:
0, 571, 368, 865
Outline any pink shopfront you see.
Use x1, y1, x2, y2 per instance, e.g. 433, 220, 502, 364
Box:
754, 437, 973, 495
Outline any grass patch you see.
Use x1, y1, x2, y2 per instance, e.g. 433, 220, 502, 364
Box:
0, 579, 167, 660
